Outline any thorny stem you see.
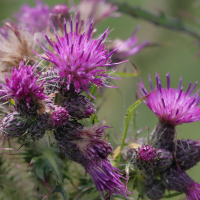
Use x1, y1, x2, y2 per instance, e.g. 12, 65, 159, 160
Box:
111, 1, 200, 40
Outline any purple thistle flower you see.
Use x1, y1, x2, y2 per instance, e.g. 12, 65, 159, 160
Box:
50, 4, 69, 29
133, 145, 172, 177
137, 72, 200, 126
54, 123, 128, 198
49, 105, 69, 126
172, 139, 200, 171
110, 26, 149, 62
15, 0, 50, 34
34, 16, 126, 98
85, 160, 127, 198
0, 60, 48, 107
163, 167, 200, 200
51, 4, 69, 15
73, 0, 120, 24
137, 145, 157, 162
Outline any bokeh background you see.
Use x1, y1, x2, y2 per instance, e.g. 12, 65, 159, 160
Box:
1, 0, 200, 199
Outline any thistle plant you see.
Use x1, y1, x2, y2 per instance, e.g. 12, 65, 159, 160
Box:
0, 1, 200, 200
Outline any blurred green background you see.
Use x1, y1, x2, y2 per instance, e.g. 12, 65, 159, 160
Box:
1, 0, 200, 199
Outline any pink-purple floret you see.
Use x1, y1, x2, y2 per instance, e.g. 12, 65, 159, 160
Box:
0, 60, 47, 105
137, 72, 200, 125
138, 145, 156, 161
34, 16, 126, 98
15, 0, 50, 34
51, 106, 69, 126
86, 160, 128, 198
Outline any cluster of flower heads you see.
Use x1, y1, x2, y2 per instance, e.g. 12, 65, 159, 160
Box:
0, 0, 150, 198
123, 73, 200, 200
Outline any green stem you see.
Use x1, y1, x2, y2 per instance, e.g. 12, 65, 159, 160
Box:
112, 1, 200, 40
116, 96, 149, 163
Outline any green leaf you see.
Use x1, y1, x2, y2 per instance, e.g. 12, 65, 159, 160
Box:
109, 71, 139, 78
43, 148, 63, 184
117, 95, 149, 162
43, 184, 67, 200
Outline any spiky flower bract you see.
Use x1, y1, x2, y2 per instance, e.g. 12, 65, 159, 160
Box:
163, 167, 200, 200
172, 139, 200, 171
137, 72, 200, 126
15, 0, 50, 34
0, 60, 47, 106
35, 16, 126, 98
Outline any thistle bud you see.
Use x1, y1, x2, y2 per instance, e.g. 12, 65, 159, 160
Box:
28, 113, 51, 140
172, 139, 200, 171
156, 148, 173, 171
150, 122, 175, 150
1, 112, 29, 137
54, 120, 83, 141
133, 145, 172, 177
144, 179, 165, 200
63, 95, 95, 119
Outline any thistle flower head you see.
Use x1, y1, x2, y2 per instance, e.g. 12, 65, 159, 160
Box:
109, 26, 149, 62
137, 72, 200, 126
54, 123, 128, 198
0, 23, 39, 71
0, 60, 47, 106
74, 0, 120, 24
137, 145, 157, 161
163, 167, 200, 200
1, 111, 29, 137
133, 145, 172, 177
71, 125, 112, 160
15, 0, 50, 34
50, 105, 69, 126
51, 4, 69, 15
35, 16, 126, 98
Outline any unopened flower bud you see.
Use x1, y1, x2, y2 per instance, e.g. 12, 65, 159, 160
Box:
1, 112, 29, 137
133, 145, 172, 177
63, 95, 95, 119
172, 139, 200, 171
28, 113, 51, 140
156, 148, 173, 171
